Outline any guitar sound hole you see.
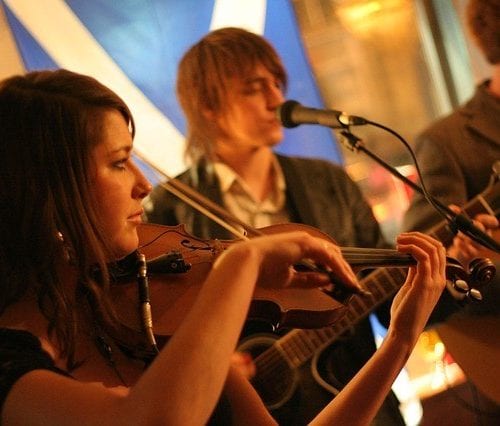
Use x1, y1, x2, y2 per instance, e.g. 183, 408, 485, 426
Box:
237, 333, 299, 409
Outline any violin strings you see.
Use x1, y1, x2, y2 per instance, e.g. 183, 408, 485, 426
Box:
340, 248, 414, 265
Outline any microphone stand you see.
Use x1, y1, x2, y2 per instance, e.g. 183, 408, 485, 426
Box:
339, 129, 500, 253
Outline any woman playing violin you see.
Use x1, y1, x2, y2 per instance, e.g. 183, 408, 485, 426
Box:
0, 69, 446, 425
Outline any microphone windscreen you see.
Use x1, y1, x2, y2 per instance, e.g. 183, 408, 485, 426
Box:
277, 100, 301, 128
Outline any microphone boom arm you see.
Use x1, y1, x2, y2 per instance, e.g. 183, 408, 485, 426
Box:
340, 129, 500, 253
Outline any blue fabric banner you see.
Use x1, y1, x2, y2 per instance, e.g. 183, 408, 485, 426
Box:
2, 0, 342, 183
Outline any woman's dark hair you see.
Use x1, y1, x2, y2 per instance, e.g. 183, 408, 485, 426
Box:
0, 69, 136, 367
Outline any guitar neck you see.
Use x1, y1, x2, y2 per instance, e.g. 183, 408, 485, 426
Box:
426, 183, 500, 246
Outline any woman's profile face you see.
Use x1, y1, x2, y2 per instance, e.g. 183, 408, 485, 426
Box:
89, 110, 151, 259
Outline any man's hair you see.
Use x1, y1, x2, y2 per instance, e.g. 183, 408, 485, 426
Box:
176, 27, 287, 162
467, 0, 500, 64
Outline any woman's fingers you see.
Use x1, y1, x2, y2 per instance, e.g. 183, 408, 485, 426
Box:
396, 232, 446, 293
249, 231, 360, 291
295, 237, 361, 292
389, 232, 447, 342
397, 232, 446, 267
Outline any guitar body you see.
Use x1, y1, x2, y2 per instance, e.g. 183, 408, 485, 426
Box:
238, 333, 301, 410
238, 327, 405, 425
237, 331, 341, 423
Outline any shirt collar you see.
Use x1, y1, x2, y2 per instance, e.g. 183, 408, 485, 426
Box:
213, 156, 287, 198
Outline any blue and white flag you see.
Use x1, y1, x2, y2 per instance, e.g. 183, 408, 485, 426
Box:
2, 0, 342, 182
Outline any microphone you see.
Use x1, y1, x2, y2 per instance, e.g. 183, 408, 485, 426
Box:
277, 100, 368, 128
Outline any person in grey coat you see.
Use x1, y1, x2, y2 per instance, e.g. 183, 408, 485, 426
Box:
403, 0, 499, 316
403, 1, 500, 421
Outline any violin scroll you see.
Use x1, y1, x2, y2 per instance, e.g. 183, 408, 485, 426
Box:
469, 257, 496, 287
448, 257, 496, 303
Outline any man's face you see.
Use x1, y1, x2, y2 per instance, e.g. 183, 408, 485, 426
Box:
213, 65, 286, 155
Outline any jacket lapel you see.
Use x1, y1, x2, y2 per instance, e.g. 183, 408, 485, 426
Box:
277, 155, 320, 228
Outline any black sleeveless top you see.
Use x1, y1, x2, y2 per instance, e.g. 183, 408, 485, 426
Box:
0, 328, 70, 412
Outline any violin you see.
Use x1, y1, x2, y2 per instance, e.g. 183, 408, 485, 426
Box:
110, 153, 495, 347
110, 222, 495, 340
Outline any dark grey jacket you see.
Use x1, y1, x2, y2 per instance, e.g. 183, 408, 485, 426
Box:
404, 80, 500, 231
403, 81, 500, 316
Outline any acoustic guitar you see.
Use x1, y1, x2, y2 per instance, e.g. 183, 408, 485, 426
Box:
238, 169, 500, 410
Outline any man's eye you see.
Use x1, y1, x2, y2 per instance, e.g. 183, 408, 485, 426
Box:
113, 159, 128, 169
243, 85, 260, 94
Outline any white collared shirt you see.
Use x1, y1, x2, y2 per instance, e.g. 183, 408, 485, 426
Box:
213, 157, 290, 230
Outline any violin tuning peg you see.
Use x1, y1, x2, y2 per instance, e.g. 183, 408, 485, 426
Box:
452, 279, 469, 294
467, 288, 483, 302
